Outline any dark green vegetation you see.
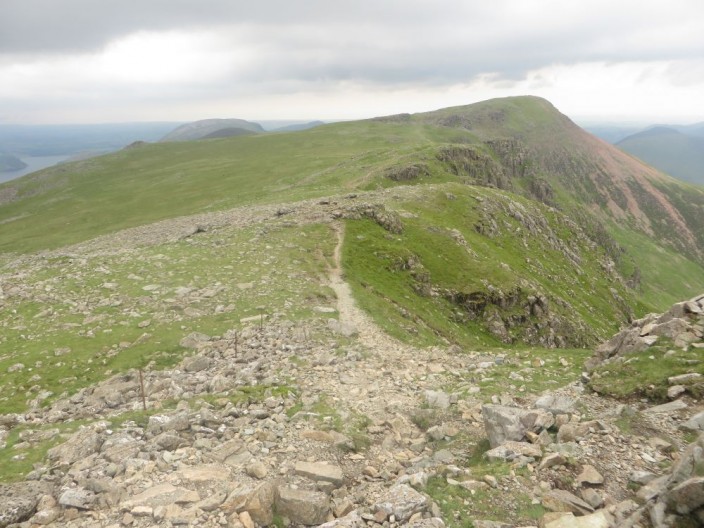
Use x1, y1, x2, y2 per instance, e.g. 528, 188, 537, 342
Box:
2, 95, 704, 401
590, 342, 704, 401
617, 126, 704, 185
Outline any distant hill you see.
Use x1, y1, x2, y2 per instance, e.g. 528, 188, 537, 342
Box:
160, 119, 264, 142
673, 122, 704, 139
617, 126, 704, 185
0, 153, 27, 172
582, 124, 643, 144
201, 127, 258, 140
271, 121, 325, 133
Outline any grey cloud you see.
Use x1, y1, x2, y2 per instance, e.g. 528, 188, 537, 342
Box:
0, 0, 442, 53
3, 0, 704, 124
1, 0, 703, 91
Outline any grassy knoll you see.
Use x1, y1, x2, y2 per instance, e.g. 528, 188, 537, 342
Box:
0, 222, 335, 413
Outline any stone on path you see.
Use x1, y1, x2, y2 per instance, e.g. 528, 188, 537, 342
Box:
121, 483, 199, 510
484, 441, 542, 462
577, 465, 604, 486
680, 411, 704, 432
58, 488, 96, 510
542, 489, 595, 516
294, 461, 344, 487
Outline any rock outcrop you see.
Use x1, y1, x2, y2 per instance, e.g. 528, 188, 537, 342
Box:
587, 293, 704, 370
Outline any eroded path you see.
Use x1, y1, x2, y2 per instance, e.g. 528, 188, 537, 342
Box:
321, 221, 433, 420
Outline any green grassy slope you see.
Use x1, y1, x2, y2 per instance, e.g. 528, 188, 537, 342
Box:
343, 184, 634, 349
617, 127, 704, 185
0, 121, 468, 254
2, 96, 704, 316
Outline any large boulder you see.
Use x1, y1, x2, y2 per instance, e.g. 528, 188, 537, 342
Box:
587, 293, 704, 370
666, 477, 704, 515
481, 405, 554, 448
294, 461, 344, 488
275, 486, 330, 525
47, 429, 103, 466
0, 493, 38, 528
373, 484, 429, 522
0, 483, 53, 528
534, 393, 576, 415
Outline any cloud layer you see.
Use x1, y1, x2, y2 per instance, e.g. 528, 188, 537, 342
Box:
2, 0, 704, 123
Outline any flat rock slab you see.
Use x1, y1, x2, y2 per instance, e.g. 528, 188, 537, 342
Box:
122, 483, 200, 510
295, 461, 344, 487
668, 373, 702, 385
542, 489, 594, 516
484, 441, 542, 462
170, 464, 231, 486
543, 510, 613, 528
643, 400, 688, 414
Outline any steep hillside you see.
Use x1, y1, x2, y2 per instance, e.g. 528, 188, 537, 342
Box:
617, 126, 704, 185
413, 97, 704, 260
160, 118, 264, 142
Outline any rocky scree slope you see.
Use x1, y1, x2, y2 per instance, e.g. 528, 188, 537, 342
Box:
0, 209, 703, 527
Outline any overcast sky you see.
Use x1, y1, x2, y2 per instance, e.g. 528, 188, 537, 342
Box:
2, 0, 704, 125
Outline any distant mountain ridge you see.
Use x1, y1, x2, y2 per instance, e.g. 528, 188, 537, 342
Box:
271, 121, 325, 133
159, 119, 326, 141
159, 119, 265, 142
616, 126, 704, 185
